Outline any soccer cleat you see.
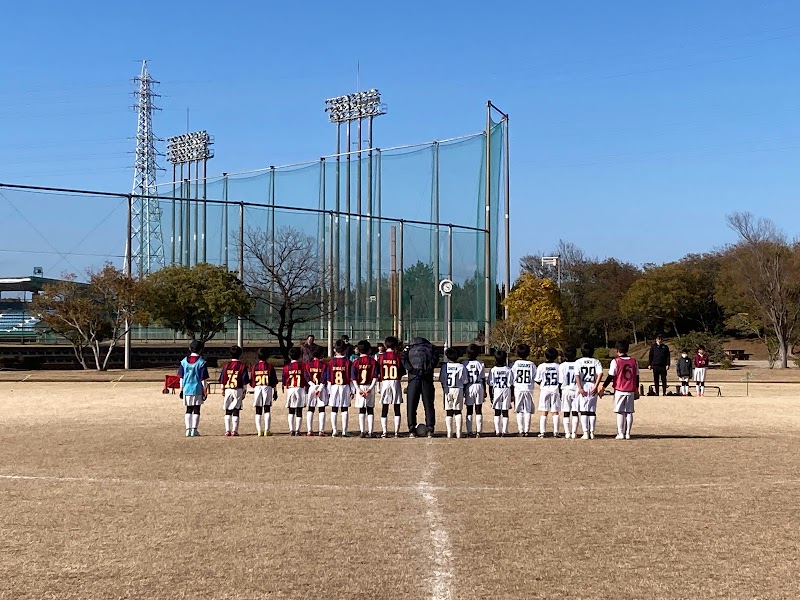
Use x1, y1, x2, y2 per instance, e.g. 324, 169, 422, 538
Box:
360, 432, 367, 438
571, 432, 577, 439
408, 432, 416, 438
625, 433, 631, 440
342, 432, 352, 438
225, 431, 232, 437
192, 429, 199, 437
537, 433, 546, 438
615, 434, 625, 440
589, 432, 595, 439
475, 432, 481, 438
553, 433, 561, 439
318, 431, 327, 437
394, 432, 400, 438
581, 432, 590, 440
447, 432, 452, 439
427, 431, 433, 438
307, 431, 313, 437
232, 431, 239, 437
257, 431, 263, 437
185, 429, 191, 437
265, 431, 273, 437
381, 432, 388, 438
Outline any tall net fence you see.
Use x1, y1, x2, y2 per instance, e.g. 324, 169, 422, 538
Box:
0, 121, 506, 346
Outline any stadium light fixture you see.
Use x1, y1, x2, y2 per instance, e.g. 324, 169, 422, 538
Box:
324, 89, 387, 123
166, 130, 215, 164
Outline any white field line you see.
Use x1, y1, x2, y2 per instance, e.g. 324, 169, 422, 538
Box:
0, 473, 799, 495
416, 443, 454, 600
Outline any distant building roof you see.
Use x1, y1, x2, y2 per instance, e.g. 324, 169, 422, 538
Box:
0, 276, 83, 293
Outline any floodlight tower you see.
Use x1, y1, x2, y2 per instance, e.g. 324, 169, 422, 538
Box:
166, 131, 214, 266
130, 60, 165, 277
324, 89, 386, 336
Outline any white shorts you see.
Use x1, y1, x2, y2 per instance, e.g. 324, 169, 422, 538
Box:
307, 383, 328, 408
285, 387, 307, 409
491, 389, 512, 411
379, 380, 403, 404
561, 389, 578, 413
328, 384, 353, 408
538, 390, 561, 413
354, 385, 376, 408
252, 386, 275, 407
465, 384, 485, 406
183, 393, 205, 407
513, 390, 534, 414
578, 392, 598, 413
223, 388, 245, 410
694, 368, 707, 383
443, 389, 464, 411
614, 391, 635, 414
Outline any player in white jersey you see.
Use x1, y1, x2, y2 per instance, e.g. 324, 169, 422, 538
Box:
462, 343, 487, 437
488, 350, 513, 436
534, 347, 562, 437
558, 346, 579, 438
440, 347, 469, 438
510, 343, 536, 437
574, 343, 603, 439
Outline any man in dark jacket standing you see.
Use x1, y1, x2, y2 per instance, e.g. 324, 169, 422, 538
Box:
402, 337, 440, 437
648, 334, 670, 396
301, 335, 318, 363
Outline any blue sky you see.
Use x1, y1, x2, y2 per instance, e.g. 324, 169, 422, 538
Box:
1, 0, 799, 278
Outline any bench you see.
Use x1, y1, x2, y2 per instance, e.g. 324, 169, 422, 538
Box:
662, 384, 721, 397
725, 349, 751, 360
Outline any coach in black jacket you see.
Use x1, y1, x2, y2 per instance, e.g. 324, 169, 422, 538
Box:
648, 335, 671, 395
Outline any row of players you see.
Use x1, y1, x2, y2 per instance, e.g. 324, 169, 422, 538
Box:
177, 337, 641, 440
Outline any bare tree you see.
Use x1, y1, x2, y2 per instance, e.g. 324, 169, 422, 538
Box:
719, 212, 800, 368
488, 316, 528, 354
31, 265, 144, 370
245, 226, 329, 360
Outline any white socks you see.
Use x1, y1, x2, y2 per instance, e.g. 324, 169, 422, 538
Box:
394, 415, 401, 434
563, 415, 571, 437
466, 414, 473, 434
523, 412, 530, 433
494, 415, 501, 434
539, 415, 547, 434
341, 410, 349, 433
625, 413, 633, 436
225, 414, 232, 432
287, 413, 294, 433
307, 410, 314, 434
264, 412, 271, 432
589, 414, 596, 433
232, 415, 239, 433
502, 416, 509, 434
553, 415, 560, 435
185, 413, 192, 430
294, 415, 302, 433
255, 414, 262, 434
445, 415, 453, 436
580, 414, 589, 434
476, 413, 483, 433
319, 410, 326, 433
381, 416, 388, 434
617, 413, 625, 436
359, 412, 366, 433
454, 414, 462, 437
516, 413, 524, 434
367, 413, 374, 434
571, 414, 579, 434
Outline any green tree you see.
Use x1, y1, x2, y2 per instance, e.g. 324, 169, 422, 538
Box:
143, 263, 253, 343
31, 265, 144, 370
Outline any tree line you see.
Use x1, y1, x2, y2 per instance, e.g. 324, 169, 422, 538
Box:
496, 212, 800, 368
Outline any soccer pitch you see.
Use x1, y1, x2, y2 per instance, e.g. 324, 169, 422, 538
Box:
0, 379, 798, 599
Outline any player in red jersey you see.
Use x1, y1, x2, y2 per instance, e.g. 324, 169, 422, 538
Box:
282, 347, 308, 436
352, 340, 380, 438
250, 347, 278, 436
694, 345, 710, 396
327, 339, 354, 437
219, 345, 250, 437
600, 340, 639, 440
377, 336, 406, 438
304, 345, 329, 436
